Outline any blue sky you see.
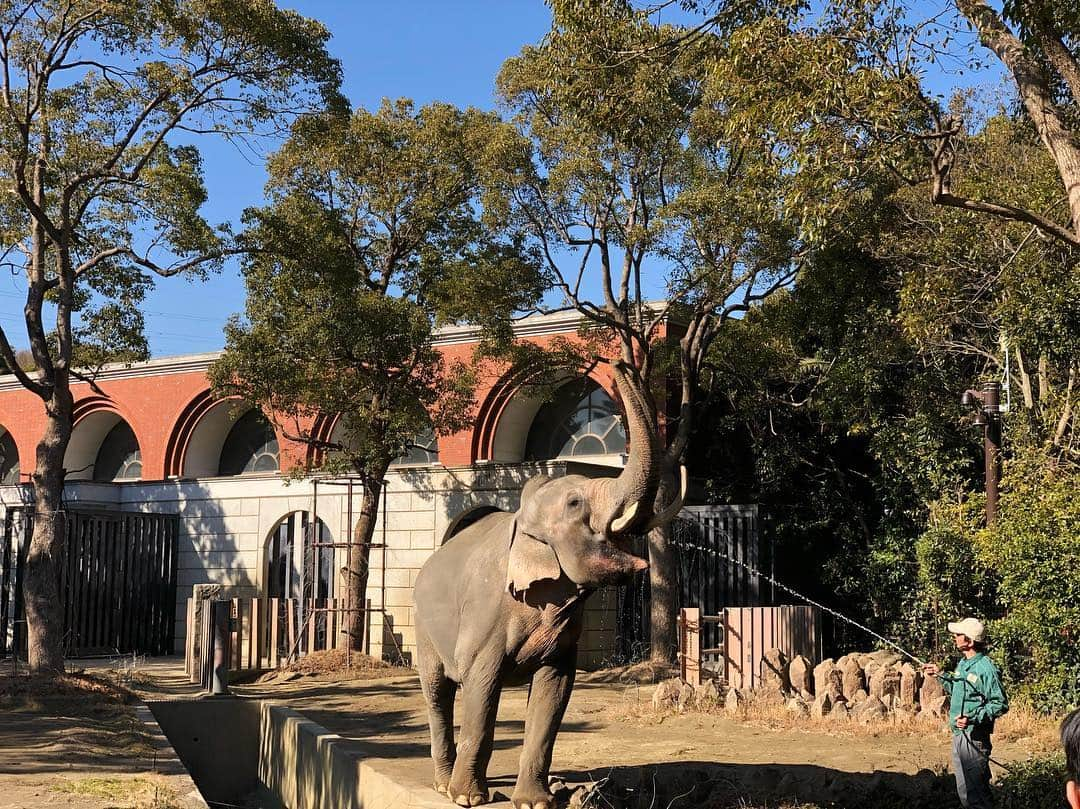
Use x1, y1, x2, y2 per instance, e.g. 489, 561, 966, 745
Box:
129, 1, 555, 357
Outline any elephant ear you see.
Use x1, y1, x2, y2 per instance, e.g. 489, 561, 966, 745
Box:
506, 518, 561, 595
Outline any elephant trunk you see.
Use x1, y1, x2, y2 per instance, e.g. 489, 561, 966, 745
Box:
594, 361, 662, 536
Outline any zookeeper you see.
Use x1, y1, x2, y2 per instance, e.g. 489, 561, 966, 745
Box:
921, 617, 1009, 809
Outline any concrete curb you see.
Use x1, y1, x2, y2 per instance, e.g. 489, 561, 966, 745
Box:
134, 703, 210, 809
258, 703, 448, 809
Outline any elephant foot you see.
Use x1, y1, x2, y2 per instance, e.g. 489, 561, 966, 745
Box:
448, 775, 488, 807
511, 781, 555, 809
433, 767, 454, 796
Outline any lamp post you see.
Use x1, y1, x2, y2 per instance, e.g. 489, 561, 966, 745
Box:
961, 380, 1003, 525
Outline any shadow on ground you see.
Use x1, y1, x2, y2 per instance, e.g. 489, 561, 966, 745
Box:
551, 760, 955, 809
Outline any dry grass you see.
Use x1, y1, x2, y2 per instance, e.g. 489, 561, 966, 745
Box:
51, 775, 179, 807
0, 670, 137, 714
608, 679, 1062, 754
252, 648, 414, 684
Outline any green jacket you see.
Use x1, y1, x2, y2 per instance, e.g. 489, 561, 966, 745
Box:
940, 652, 1009, 735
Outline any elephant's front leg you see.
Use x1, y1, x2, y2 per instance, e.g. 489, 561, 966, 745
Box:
512, 654, 576, 809
448, 654, 504, 807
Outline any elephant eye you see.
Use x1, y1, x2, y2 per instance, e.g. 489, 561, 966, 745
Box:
566, 495, 583, 510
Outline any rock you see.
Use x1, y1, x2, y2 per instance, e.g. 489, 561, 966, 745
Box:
850, 688, 869, 704
869, 664, 901, 704
839, 656, 865, 700
899, 663, 921, 709
813, 659, 843, 701
652, 678, 681, 709
920, 671, 947, 709
923, 694, 949, 720
760, 648, 790, 693
810, 691, 832, 719
567, 786, 591, 809
856, 695, 888, 724
695, 678, 721, 708
277, 670, 302, 682
788, 654, 814, 696
785, 696, 810, 717
894, 707, 917, 723
863, 659, 881, 685
830, 701, 851, 720
676, 681, 696, 712
860, 649, 902, 668
724, 687, 744, 716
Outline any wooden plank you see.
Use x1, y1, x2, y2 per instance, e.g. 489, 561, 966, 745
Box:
285, 599, 297, 663
231, 597, 242, 671
679, 607, 701, 687
306, 598, 317, 655
184, 598, 196, 677
269, 597, 280, 669
247, 597, 259, 669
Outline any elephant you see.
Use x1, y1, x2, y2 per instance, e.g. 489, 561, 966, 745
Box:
413, 363, 685, 809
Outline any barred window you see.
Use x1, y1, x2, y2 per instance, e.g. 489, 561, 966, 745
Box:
525, 380, 626, 461
219, 410, 279, 476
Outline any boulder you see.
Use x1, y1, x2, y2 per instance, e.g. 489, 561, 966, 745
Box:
856, 695, 888, 724
695, 678, 721, 708
788, 654, 814, 697
652, 678, 680, 709
899, 663, 921, 709
785, 696, 810, 717
724, 687, 744, 716
920, 671, 947, 709
839, 656, 865, 700
850, 688, 869, 705
811, 691, 833, 719
830, 700, 851, 720
923, 694, 949, 720
760, 648, 790, 693
813, 659, 844, 701
676, 681, 696, 712
869, 664, 901, 704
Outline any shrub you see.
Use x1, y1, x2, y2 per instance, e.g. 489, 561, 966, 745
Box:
994, 753, 1068, 809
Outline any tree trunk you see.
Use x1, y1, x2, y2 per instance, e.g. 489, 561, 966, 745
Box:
648, 468, 679, 664
24, 392, 74, 673
342, 472, 385, 654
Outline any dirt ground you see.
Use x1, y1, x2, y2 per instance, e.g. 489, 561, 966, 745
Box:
0, 663, 198, 809
227, 663, 1060, 808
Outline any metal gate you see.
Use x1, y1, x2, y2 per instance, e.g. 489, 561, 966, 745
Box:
616, 504, 763, 661
1, 507, 179, 658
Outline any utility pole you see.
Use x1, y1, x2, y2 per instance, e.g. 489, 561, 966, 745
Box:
961, 381, 1003, 525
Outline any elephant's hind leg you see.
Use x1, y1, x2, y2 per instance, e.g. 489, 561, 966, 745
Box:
417, 625, 457, 795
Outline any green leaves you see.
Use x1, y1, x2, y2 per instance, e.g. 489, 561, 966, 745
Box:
215, 99, 545, 477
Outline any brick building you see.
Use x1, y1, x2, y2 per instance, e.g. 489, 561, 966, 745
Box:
0, 309, 662, 665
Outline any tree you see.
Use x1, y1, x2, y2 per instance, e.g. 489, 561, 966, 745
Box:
210, 99, 545, 651
0, 0, 340, 673
491, 3, 906, 660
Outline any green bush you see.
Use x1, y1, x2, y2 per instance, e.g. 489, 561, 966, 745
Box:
994, 753, 1068, 809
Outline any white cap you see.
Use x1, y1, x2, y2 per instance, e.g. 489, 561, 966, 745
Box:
948, 617, 986, 643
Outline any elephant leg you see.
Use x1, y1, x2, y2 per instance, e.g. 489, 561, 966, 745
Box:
417, 626, 457, 794
511, 655, 576, 809
448, 653, 503, 807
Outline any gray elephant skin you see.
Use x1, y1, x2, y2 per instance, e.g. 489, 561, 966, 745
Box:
414, 366, 682, 809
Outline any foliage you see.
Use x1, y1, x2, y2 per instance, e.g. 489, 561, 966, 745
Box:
980, 448, 1080, 711
993, 752, 1068, 809
212, 99, 543, 480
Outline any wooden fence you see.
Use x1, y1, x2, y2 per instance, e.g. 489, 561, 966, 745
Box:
678, 605, 821, 689
184, 596, 360, 679
2, 507, 178, 658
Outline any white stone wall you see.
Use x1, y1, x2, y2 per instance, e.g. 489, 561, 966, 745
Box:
0, 460, 621, 668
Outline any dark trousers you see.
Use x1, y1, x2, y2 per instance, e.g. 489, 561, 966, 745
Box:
951, 731, 993, 808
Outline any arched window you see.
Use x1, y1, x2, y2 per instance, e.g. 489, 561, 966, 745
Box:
93, 421, 142, 482
0, 430, 18, 485
266, 512, 334, 600
525, 379, 627, 461
391, 424, 439, 467
218, 410, 279, 476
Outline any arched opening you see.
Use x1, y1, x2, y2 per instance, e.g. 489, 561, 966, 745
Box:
219, 409, 279, 476
443, 505, 501, 544
265, 512, 334, 600
65, 410, 141, 481
328, 414, 440, 468
525, 379, 626, 461
93, 421, 142, 481
0, 427, 19, 485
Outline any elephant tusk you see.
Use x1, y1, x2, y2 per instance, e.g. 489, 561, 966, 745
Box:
641, 465, 688, 534
609, 500, 639, 534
